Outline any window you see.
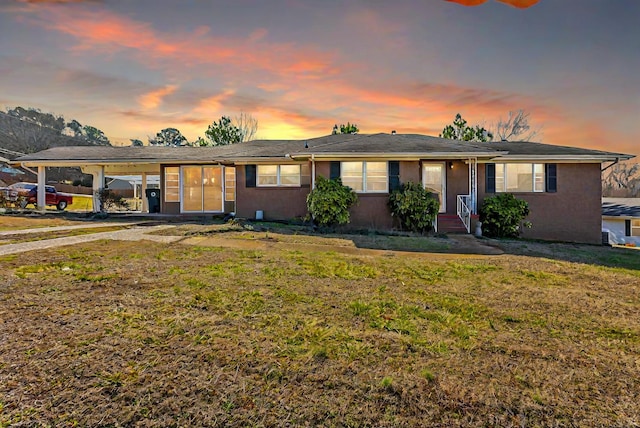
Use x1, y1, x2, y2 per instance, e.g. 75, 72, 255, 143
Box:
341, 161, 388, 193
225, 167, 236, 201
164, 167, 179, 202
257, 165, 301, 187
632, 220, 640, 237
494, 163, 545, 193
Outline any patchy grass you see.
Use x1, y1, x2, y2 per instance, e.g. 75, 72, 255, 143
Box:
495, 238, 640, 272
154, 222, 453, 253
0, 214, 83, 231
1, 232, 639, 426
0, 226, 127, 245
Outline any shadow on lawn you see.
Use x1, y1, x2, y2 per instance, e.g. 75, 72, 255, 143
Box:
154, 219, 640, 270
492, 238, 640, 271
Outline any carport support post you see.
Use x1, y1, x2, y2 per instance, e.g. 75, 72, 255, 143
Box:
91, 166, 105, 213
37, 166, 46, 213
141, 173, 148, 213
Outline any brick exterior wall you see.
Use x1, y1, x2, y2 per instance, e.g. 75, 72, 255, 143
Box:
235, 164, 311, 221
477, 163, 603, 244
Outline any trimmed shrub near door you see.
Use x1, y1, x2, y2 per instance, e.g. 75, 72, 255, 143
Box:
388, 181, 440, 233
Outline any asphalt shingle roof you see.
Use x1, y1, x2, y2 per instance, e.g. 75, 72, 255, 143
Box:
602, 198, 640, 217
14, 133, 634, 164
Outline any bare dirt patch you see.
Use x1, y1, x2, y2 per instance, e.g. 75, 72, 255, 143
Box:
0, 214, 83, 231
1, 227, 639, 426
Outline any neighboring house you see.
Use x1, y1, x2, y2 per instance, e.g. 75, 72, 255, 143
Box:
602, 198, 640, 246
15, 133, 634, 244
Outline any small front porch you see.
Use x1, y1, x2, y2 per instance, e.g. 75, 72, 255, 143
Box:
429, 158, 479, 235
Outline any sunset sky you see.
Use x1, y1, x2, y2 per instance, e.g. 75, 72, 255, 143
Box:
0, 0, 638, 156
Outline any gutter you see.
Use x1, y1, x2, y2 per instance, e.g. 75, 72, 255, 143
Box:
288, 151, 505, 160
487, 155, 635, 163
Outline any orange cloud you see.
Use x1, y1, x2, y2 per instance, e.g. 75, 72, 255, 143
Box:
137, 85, 177, 110
446, 0, 539, 8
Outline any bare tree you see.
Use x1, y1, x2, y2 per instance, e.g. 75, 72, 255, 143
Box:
235, 112, 258, 142
603, 161, 640, 197
492, 110, 542, 142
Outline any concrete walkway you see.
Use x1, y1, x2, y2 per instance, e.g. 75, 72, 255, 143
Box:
0, 222, 127, 236
0, 224, 181, 256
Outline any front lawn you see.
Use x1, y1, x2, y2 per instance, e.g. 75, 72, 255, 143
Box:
1, 230, 638, 426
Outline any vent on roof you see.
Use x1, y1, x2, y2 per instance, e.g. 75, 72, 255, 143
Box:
391, 130, 396, 135
304, 141, 309, 148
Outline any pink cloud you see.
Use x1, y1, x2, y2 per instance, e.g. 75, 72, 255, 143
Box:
137, 85, 178, 110
28, 6, 340, 80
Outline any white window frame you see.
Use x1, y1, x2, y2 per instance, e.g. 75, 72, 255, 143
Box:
180, 165, 224, 213
257, 164, 301, 187
495, 163, 545, 193
164, 167, 180, 202
341, 161, 388, 193
224, 167, 236, 202
632, 219, 640, 237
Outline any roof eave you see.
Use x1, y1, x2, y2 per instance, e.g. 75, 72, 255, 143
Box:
289, 151, 505, 160
486, 154, 635, 162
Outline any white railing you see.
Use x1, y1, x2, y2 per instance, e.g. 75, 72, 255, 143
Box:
456, 194, 472, 233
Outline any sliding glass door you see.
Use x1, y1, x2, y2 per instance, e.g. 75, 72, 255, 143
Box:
181, 166, 223, 213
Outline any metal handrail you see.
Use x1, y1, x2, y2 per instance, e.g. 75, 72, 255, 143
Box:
456, 194, 471, 233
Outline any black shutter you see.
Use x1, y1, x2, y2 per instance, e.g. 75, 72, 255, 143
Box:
546, 163, 557, 193
388, 161, 401, 192
485, 163, 496, 193
625, 219, 632, 237
245, 165, 256, 188
330, 161, 341, 179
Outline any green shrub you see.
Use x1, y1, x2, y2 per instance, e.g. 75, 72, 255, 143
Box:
306, 176, 357, 227
480, 193, 531, 238
388, 181, 440, 233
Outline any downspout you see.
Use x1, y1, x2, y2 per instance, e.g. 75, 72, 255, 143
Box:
311, 154, 316, 189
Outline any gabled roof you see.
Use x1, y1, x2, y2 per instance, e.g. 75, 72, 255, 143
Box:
602, 198, 640, 218
13, 133, 634, 166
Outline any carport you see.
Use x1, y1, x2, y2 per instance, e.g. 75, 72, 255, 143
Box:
15, 147, 162, 213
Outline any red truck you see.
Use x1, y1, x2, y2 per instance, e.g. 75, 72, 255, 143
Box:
11, 183, 74, 211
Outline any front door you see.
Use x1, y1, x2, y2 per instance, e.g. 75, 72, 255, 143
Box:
423, 163, 446, 213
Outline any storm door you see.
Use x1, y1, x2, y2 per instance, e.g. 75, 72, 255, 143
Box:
422, 163, 446, 213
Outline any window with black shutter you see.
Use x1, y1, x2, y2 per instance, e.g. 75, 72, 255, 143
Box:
485, 163, 496, 193
245, 165, 256, 188
388, 161, 401, 192
330, 161, 341, 180
545, 164, 557, 193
